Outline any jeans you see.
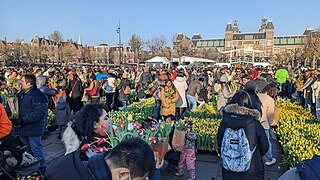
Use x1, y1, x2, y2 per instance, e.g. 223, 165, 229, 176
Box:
187, 94, 197, 111
105, 93, 115, 112
316, 98, 320, 118
122, 101, 130, 108
175, 107, 187, 120
262, 129, 273, 162
153, 101, 161, 120
20, 136, 46, 168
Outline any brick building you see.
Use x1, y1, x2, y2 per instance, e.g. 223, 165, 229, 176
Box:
189, 18, 316, 62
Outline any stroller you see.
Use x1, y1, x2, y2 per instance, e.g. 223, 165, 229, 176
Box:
0, 134, 42, 180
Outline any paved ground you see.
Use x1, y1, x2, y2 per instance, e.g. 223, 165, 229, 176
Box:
43, 130, 285, 180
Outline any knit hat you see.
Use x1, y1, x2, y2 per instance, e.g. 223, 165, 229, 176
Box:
59, 96, 66, 103
220, 74, 228, 83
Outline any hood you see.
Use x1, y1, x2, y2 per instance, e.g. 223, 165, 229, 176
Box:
56, 102, 68, 110
222, 104, 260, 129
62, 124, 80, 155
244, 80, 257, 92
175, 76, 186, 83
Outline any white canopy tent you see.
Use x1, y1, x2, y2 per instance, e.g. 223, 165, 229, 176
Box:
173, 56, 216, 64
144, 56, 170, 64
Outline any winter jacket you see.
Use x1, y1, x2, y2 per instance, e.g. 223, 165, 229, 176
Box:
257, 93, 275, 129
311, 81, 320, 103
44, 150, 111, 180
184, 131, 197, 149
160, 87, 179, 116
140, 72, 152, 84
173, 77, 188, 108
0, 104, 11, 138
117, 78, 131, 101
53, 102, 71, 126
217, 86, 233, 111
187, 80, 202, 96
217, 104, 269, 180
68, 79, 83, 98
15, 86, 48, 137
254, 77, 269, 93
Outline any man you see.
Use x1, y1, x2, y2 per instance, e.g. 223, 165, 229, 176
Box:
45, 137, 156, 180
187, 77, 203, 110
275, 65, 289, 96
12, 74, 48, 173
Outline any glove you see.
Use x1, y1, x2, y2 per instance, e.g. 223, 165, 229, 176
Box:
11, 118, 23, 127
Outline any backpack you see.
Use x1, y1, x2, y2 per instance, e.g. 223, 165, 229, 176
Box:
221, 127, 256, 172
123, 85, 131, 95
296, 154, 320, 180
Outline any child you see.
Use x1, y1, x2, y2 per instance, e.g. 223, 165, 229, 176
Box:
175, 124, 197, 180
53, 96, 71, 139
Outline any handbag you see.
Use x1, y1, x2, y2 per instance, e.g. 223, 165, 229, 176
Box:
69, 80, 78, 98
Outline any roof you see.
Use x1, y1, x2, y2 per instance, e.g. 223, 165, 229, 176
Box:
192, 33, 202, 40
144, 56, 170, 64
173, 56, 216, 63
226, 23, 232, 31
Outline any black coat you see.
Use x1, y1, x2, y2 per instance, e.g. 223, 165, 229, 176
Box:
117, 78, 131, 101
15, 86, 48, 137
217, 104, 269, 180
45, 150, 93, 180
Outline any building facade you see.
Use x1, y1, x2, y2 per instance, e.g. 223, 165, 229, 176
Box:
190, 18, 315, 62
0, 34, 133, 65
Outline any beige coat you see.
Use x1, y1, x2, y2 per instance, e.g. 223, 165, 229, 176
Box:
257, 93, 275, 129
173, 77, 188, 108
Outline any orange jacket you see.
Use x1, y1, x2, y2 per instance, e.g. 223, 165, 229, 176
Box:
0, 104, 12, 138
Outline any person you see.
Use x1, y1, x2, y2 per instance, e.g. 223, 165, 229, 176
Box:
117, 71, 131, 109
67, 72, 84, 113
102, 73, 116, 112
274, 65, 289, 96
12, 74, 48, 174
217, 91, 269, 180
44, 137, 156, 180
173, 70, 188, 120
244, 80, 263, 115
150, 74, 167, 120
175, 124, 197, 180
186, 77, 203, 111
83, 74, 100, 104
217, 74, 233, 111
258, 83, 278, 165
239, 74, 251, 91
53, 96, 71, 139
160, 79, 179, 119
37, 75, 56, 110
61, 103, 110, 156
311, 74, 320, 118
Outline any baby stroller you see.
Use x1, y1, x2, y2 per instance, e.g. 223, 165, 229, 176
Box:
0, 134, 42, 180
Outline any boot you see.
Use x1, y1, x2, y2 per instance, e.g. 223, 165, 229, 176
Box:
188, 171, 196, 180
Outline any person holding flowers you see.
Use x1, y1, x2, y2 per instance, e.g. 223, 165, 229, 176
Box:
160, 79, 179, 119
175, 122, 197, 180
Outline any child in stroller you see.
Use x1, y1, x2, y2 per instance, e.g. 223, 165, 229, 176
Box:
0, 103, 41, 179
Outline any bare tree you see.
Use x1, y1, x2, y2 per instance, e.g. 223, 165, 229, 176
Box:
48, 30, 64, 44
146, 35, 167, 55
128, 34, 143, 66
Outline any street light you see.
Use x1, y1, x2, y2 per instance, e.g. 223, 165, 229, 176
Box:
116, 19, 122, 65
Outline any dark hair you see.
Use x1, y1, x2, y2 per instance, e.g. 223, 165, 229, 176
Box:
242, 74, 251, 80
71, 103, 107, 144
228, 90, 253, 109
106, 137, 156, 179
261, 83, 278, 99
22, 74, 36, 86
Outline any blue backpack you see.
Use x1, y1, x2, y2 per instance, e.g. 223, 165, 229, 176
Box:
221, 127, 256, 172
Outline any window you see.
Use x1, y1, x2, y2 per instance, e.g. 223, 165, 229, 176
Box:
226, 42, 231, 47
280, 38, 287, 44
267, 40, 273, 46
274, 38, 280, 45
202, 41, 208, 47
255, 41, 259, 45
238, 42, 242, 46
196, 42, 201, 47
261, 40, 266, 46
214, 41, 219, 47
288, 38, 294, 44
220, 41, 225, 46
208, 41, 213, 47
295, 38, 302, 44
245, 35, 253, 40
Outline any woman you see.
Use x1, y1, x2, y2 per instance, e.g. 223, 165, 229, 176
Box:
62, 103, 110, 156
67, 72, 84, 113
117, 71, 131, 109
217, 74, 233, 111
160, 79, 179, 118
83, 74, 100, 103
258, 83, 278, 166
217, 91, 269, 180
312, 74, 320, 118
173, 70, 188, 120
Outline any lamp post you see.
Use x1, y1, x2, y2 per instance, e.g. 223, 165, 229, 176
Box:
116, 19, 122, 65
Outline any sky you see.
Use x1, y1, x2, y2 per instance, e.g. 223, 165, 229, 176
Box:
0, 0, 319, 46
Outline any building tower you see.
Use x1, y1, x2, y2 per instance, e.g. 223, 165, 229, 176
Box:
259, 17, 267, 32
233, 19, 240, 33
77, 36, 82, 45
265, 19, 274, 58
224, 22, 233, 51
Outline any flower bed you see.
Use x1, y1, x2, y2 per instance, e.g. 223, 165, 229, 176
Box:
274, 98, 320, 168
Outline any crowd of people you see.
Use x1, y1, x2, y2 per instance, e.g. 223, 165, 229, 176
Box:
0, 63, 319, 179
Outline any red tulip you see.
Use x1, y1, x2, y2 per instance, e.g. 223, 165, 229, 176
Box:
94, 147, 103, 153
137, 129, 143, 135
136, 123, 142, 129
149, 137, 155, 141
100, 124, 107, 131
153, 139, 157, 144
81, 144, 90, 151
119, 121, 125, 127
166, 117, 171, 123
97, 138, 106, 146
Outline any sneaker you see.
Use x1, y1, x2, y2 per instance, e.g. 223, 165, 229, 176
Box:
188, 174, 196, 180
265, 158, 276, 166
174, 169, 184, 177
